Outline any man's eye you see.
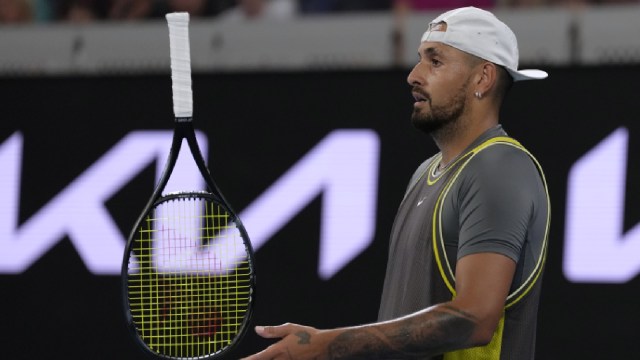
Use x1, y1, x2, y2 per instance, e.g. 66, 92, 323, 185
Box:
431, 59, 441, 66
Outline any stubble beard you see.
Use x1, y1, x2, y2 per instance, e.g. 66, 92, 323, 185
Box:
411, 81, 469, 142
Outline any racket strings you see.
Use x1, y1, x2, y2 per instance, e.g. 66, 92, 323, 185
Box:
127, 196, 252, 358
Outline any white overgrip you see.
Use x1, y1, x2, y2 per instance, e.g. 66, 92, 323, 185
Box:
166, 12, 193, 118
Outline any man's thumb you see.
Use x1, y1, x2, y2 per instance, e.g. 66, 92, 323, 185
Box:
254, 323, 293, 339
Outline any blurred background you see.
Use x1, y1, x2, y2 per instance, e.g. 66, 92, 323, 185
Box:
2, 0, 640, 359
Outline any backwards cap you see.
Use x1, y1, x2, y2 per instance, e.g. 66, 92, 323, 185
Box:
421, 7, 547, 81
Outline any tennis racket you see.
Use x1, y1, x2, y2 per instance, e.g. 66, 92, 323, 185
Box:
121, 12, 255, 359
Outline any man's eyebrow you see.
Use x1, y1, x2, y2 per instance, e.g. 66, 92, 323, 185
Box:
422, 47, 443, 57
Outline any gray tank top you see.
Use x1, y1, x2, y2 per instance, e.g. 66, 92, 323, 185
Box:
378, 126, 550, 360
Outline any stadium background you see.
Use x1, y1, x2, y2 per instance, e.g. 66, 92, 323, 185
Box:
2, 4, 640, 360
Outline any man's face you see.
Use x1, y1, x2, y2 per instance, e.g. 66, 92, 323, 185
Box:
407, 41, 475, 135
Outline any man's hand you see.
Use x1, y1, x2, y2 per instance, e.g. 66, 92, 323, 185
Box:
242, 323, 330, 360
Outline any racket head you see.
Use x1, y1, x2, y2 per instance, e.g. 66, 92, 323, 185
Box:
122, 191, 255, 359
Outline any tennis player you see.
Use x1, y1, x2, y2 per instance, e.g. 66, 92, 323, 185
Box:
243, 6, 550, 360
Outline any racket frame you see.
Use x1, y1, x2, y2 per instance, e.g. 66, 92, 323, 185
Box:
122, 12, 255, 358
121, 118, 256, 359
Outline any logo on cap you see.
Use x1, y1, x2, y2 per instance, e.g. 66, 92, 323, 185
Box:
428, 21, 447, 32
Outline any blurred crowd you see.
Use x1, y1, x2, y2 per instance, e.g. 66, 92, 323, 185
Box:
0, 0, 638, 24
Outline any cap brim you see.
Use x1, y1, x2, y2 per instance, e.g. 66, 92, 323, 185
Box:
507, 68, 548, 82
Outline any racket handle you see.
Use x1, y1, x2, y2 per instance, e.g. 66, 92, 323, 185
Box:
166, 12, 193, 119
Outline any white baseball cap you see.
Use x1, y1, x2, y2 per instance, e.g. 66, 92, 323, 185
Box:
421, 7, 547, 81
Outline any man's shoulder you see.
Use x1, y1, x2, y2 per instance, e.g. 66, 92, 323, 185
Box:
466, 137, 539, 174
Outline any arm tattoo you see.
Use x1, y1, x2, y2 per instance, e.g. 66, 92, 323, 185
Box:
296, 331, 311, 345
326, 305, 478, 359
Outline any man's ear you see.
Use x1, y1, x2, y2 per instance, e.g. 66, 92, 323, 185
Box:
475, 62, 498, 96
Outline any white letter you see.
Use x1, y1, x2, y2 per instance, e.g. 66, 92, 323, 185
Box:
0, 131, 205, 274
564, 127, 640, 283
240, 129, 380, 279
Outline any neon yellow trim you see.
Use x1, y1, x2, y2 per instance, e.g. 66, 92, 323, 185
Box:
426, 153, 443, 185
504, 146, 551, 308
481, 140, 551, 308
431, 136, 551, 308
432, 180, 457, 295
432, 137, 520, 297
427, 152, 472, 186
432, 153, 477, 296
444, 314, 505, 360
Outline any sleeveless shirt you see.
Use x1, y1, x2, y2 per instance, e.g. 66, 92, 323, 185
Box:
378, 126, 550, 360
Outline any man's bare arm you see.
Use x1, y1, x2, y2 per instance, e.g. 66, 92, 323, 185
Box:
242, 252, 515, 360
325, 304, 478, 359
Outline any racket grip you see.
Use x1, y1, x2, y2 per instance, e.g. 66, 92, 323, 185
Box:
166, 12, 193, 119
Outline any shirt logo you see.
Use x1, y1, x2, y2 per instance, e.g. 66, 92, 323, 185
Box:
417, 196, 427, 207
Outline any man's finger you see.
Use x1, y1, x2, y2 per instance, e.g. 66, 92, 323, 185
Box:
254, 323, 297, 339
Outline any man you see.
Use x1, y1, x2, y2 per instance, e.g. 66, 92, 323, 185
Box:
243, 6, 550, 360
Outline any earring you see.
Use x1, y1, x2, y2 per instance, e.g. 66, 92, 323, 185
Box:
474, 91, 482, 99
